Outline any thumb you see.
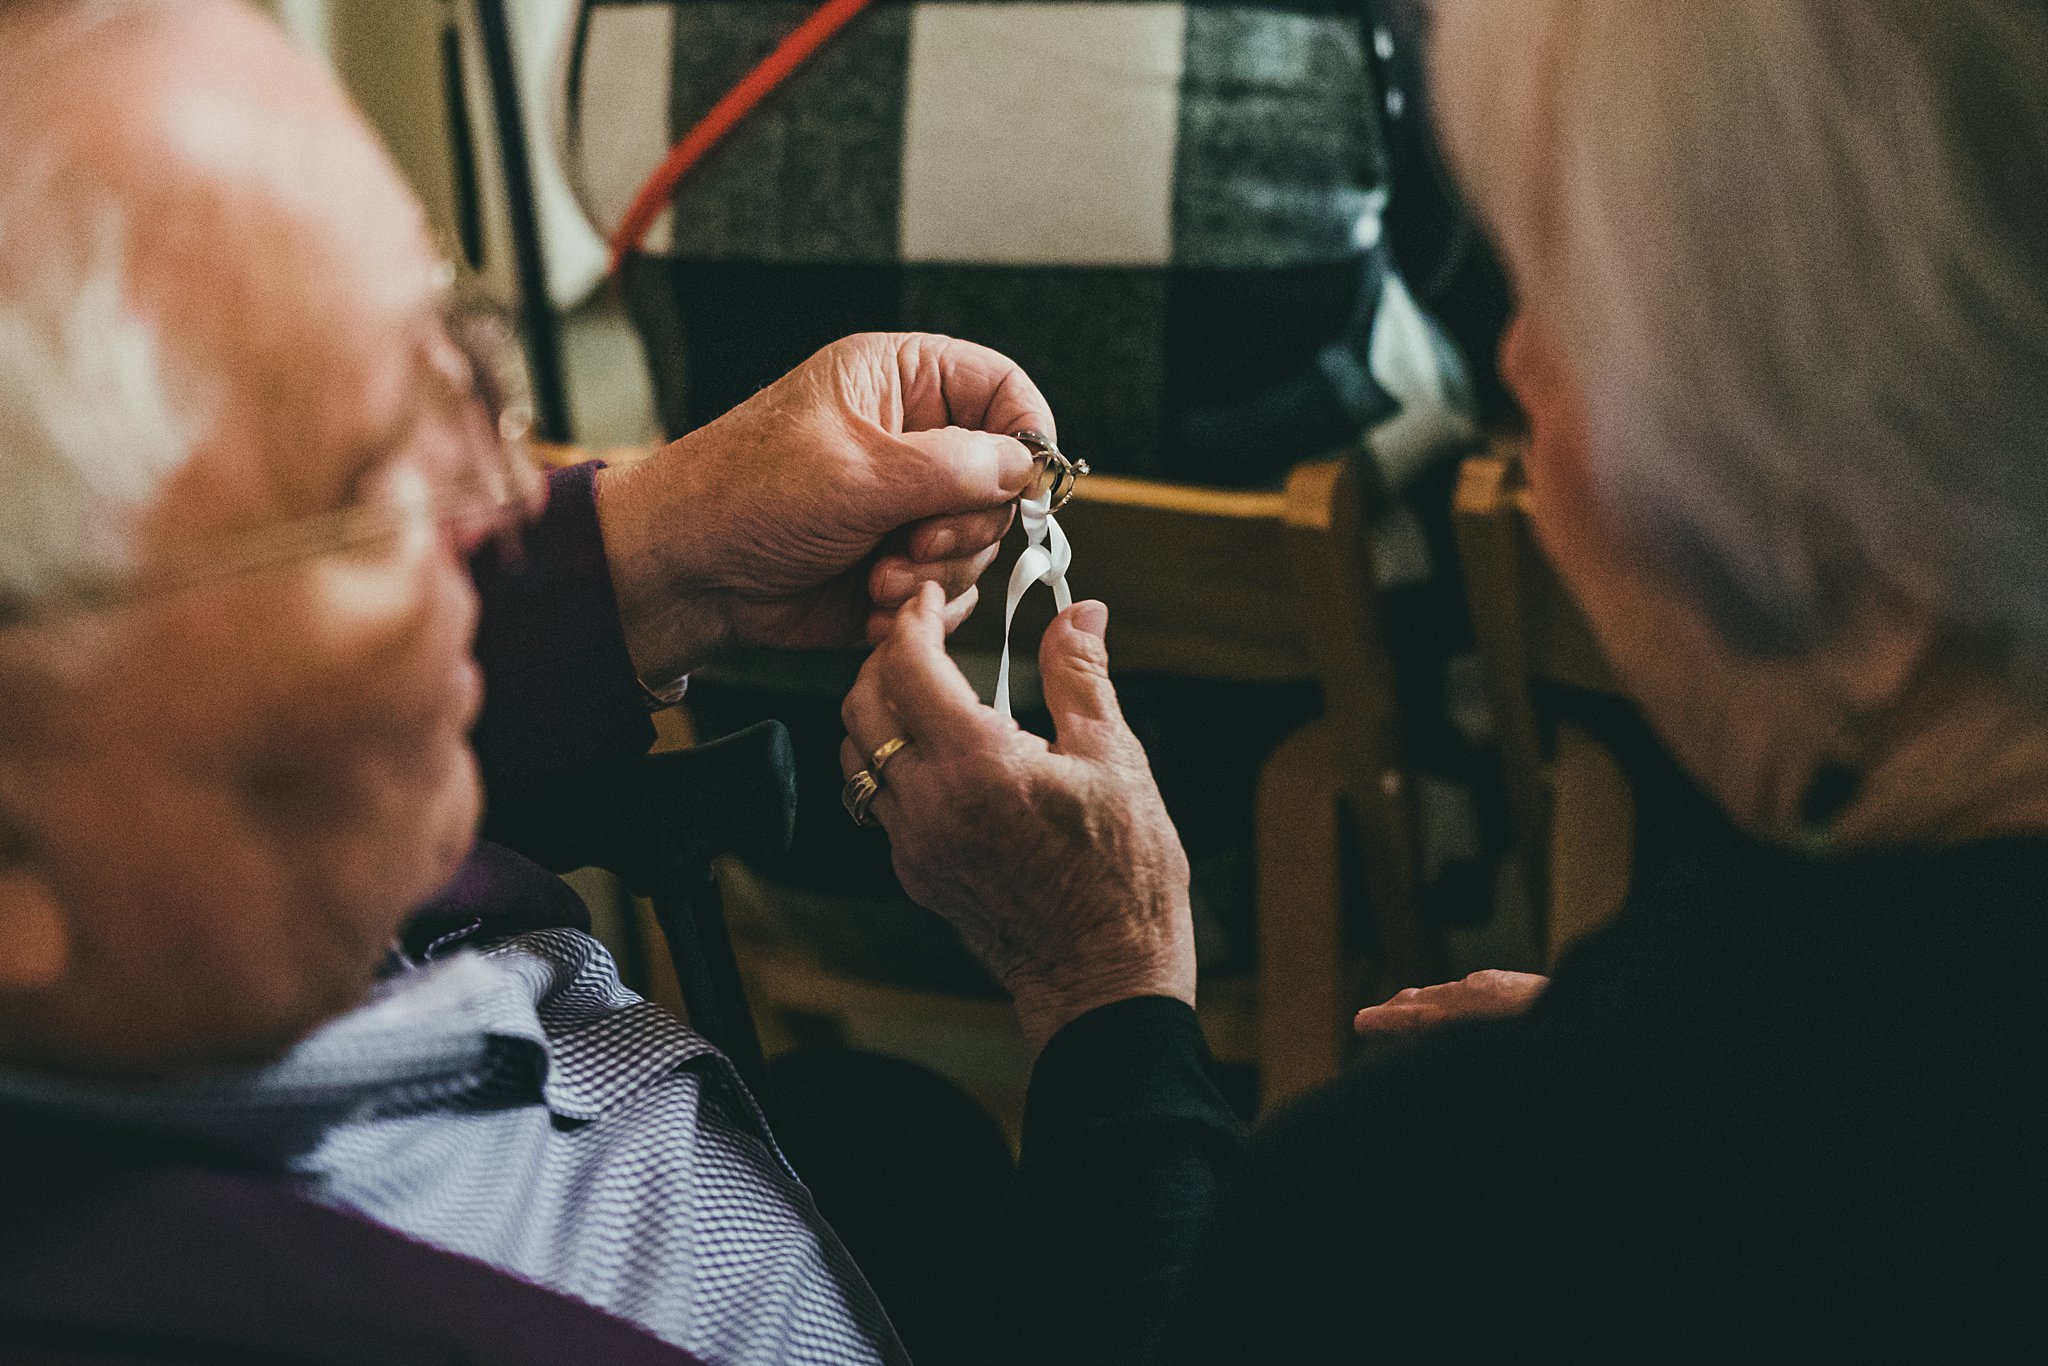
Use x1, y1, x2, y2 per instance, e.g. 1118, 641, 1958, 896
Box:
884, 428, 1036, 524
1040, 601, 1130, 761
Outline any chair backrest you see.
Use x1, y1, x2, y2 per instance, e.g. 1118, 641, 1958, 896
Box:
1453, 442, 1633, 962
1103, 460, 1415, 938
972, 459, 1429, 980
960, 471, 1318, 682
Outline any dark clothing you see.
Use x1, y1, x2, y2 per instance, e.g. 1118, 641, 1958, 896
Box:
766, 1049, 1017, 1366
1002, 997, 1245, 1363
1006, 835, 2048, 1362
0, 1134, 715, 1366
468, 462, 657, 805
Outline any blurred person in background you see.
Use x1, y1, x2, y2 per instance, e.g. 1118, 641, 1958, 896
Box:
846, 0, 2048, 1359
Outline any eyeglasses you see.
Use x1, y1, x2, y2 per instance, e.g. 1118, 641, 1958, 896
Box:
0, 287, 545, 632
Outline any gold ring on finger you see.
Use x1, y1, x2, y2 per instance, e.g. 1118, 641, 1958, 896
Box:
841, 769, 882, 828
868, 736, 910, 776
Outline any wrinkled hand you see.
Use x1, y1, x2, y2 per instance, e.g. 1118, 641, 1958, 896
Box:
596, 333, 1050, 681
840, 583, 1195, 1053
1352, 970, 1549, 1037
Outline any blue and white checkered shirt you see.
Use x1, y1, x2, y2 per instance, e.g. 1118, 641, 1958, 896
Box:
0, 928, 908, 1366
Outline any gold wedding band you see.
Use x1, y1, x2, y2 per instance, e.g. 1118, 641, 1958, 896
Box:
841, 769, 882, 827
868, 736, 909, 775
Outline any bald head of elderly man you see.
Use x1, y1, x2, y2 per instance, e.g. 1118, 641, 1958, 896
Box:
0, 1, 1088, 1360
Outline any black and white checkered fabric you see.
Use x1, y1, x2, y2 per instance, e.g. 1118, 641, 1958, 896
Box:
0, 929, 907, 1366
564, 0, 1475, 490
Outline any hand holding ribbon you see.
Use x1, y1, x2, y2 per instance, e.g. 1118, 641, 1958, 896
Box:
991, 431, 1087, 718
993, 486, 1073, 719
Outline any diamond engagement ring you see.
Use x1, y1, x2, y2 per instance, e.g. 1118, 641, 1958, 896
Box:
1012, 430, 1090, 514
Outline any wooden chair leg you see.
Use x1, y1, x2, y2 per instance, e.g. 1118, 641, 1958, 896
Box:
1545, 724, 1634, 966
1257, 720, 1349, 1109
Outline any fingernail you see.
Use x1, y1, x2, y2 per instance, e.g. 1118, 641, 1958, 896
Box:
877, 565, 917, 600
1069, 600, 1108, 638
1000, 434, 1037, 489
923, 527, 959, 559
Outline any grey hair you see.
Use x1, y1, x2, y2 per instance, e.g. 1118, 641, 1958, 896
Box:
0, 0, 198, 623
0, 178, 196, 619
1433, 1, 2048, 678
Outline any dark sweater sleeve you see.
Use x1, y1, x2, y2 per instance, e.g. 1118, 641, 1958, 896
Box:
990, 995, 1245, 1366
1148, 1055, 1406, 1366
468, 462, 657, 807
1003, 997, 1546, 1366
1148, 1020, 1544, 1366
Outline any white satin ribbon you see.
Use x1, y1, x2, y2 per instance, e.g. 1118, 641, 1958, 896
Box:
993, 488, 1072, 720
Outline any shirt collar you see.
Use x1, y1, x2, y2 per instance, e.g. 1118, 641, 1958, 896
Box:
0, 948, 551, 1165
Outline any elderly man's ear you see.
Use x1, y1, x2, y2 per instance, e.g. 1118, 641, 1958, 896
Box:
0, 818, 70, 991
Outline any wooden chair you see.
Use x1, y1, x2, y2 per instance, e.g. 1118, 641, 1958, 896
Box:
537, 442, 1435, 1108
1452, 441, 1634, 964
1065, 463, 1438, 1102
752, 459, 1436, 1108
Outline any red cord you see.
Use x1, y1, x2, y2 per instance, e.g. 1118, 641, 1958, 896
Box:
607, 0, 878, 275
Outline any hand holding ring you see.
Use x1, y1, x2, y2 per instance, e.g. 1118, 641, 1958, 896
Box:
842, 769, 882, 827
843, 736, 910, 826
